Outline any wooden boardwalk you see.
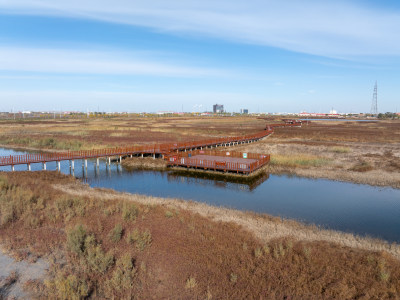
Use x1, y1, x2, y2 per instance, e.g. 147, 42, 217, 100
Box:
166, 150, 270, 174
0, 121, 302, 171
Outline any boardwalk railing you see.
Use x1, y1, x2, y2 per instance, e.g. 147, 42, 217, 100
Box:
0, 121, 298, 169
166, 150, 270, 174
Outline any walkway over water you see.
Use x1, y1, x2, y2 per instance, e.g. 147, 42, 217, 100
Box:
0, 122, 301, 171
166, 150, 270, 174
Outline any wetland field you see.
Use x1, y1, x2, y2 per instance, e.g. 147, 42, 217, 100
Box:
1, 116, 400, 299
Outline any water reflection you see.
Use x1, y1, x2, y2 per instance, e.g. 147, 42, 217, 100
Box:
166, 172, 270, 192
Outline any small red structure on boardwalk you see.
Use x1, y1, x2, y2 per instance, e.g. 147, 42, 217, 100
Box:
166, 150, 270, 175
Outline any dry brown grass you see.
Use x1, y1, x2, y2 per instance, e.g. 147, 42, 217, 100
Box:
122, 157, 168, 171
0, 116, 266, 151
231, 120, 400, 188
1, 172, 399, 298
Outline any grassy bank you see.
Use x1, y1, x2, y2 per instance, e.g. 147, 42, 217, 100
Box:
121, 157, 168, 171
0, 136, 95, 151
1, 172, 400, 299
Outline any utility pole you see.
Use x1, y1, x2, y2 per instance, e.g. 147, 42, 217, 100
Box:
370, 81, 378, 115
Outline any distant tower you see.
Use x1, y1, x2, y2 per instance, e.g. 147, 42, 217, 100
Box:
370, 81, 378, 115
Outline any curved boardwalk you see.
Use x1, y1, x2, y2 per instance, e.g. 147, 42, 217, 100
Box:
0, 121, 302, 171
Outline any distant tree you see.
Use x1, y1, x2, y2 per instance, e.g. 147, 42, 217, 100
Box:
378, 112, 399, 119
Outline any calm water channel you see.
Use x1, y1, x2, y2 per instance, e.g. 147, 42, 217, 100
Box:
1, 147, 400, 242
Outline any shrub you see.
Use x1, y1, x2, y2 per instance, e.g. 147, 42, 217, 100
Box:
109, 224, 123, 243
350, 161, 373, 172
254, 247, 263, 258
185, 276, 197, 289
230, 273, 238, 283
165, 210, 174, 218
55, 196, 86, 220
126, 229, 140, 244
136, 230, 152, 251
122, 203, 138, 221
47, 274, 89, 300
66, 225, 87, 256
105, 254, 137, 298
126, 229, 152, 251
86, 244, 114, 274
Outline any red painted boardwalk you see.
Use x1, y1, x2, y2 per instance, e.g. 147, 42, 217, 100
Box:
0, 121, 302, 170
166, 150, 270, 174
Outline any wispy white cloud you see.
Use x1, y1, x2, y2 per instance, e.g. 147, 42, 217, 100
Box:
1, 0, 400, 58
0, 46, 228, 77
0, 90, 269, 112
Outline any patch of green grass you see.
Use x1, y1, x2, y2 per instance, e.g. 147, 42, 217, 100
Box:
331, 146, 351, 153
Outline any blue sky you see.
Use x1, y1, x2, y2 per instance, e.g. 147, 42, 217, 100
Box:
0, 0, 399, 113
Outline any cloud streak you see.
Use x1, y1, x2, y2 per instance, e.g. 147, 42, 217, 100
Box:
1, 0, 400, 58
0, 46, 229, 77
0, 90, 269, 112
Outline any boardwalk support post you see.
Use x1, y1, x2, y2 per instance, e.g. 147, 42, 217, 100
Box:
43, 162, 46, 170
27, 163, 31, 171
57, 161, 61, 171
11, 165, 14, 172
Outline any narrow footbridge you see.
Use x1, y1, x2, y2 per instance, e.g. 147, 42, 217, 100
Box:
0, 121, 302, 171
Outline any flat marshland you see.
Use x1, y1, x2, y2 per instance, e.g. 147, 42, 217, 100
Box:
1, 172, 400, 299
1, 116, 399, 187
235, 119, 400, 188
0, 116, 265, 151
1, 116, 400, 298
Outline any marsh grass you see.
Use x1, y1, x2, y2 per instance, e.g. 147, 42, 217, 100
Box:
350, 161, 373, 172
331, 146, 351, 153
0, 136, 90, 150
270, 154, 330, 168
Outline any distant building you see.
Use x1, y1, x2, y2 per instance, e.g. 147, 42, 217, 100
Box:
213, 104, 224, 113
240, 109, 248, 114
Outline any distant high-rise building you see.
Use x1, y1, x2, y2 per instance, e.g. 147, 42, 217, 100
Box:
240, 109, 248, 114
213, 104, 224, 113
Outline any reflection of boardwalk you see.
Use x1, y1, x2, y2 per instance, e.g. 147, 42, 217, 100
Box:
167, 171, 270, 192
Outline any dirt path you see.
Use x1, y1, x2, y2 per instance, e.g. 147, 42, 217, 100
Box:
0, 248, 48, 299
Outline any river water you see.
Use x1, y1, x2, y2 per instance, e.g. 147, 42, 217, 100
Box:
1, 147, 400, 243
